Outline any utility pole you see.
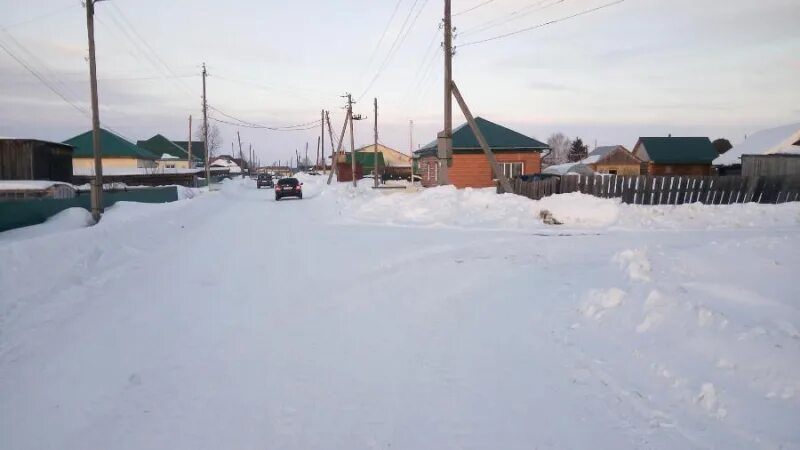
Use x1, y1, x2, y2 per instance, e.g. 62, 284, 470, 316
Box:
202, 63, 210, 188
305, 141, 309, 172
409, 119, 414, 185
438, 0, 453, 185
316, 136, 320, 171
237, 131, 243, 178
373, 97, 379, 188
326, 111, 349, 185
320, 109, 325, 173
249, 143, 253, 175
85, 0, 104, 223
188, 115, 193, 168
347, 93, 357, 187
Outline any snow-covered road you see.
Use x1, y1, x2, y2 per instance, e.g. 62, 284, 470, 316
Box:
2, 177, 799, 449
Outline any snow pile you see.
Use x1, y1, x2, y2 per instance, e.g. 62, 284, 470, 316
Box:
344, 187, 621, 229
0, 207, 92, 242
342, 187, 800, 231
0, 180, 74, 191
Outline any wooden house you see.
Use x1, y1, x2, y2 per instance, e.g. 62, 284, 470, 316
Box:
714, 123, 800, 175
632, 137, 717, 176
63, 128, 158, 173
413, 117, 548, 188
0, 138, 74, 182
581, 145, 640, 175
335, 152, 386, 182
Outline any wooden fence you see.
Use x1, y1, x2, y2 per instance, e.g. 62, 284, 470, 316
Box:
501, 175, 800, 205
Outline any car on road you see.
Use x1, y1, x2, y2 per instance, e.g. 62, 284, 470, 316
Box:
257, 174, 274, 189
275, 177, 303, 200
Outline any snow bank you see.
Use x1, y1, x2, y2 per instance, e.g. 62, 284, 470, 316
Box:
0, 207, 92, 242
342, 187, 800, 231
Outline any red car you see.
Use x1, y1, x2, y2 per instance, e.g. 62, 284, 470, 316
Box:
275, 177, 303, 200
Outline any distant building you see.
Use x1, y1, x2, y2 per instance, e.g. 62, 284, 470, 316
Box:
633, 137, 717, 176
354, 143, 411, 179
581, 145, 641, 175
541, 162, 595, 177
138, 134, 203, 169
63, 128, 157, 173
334, 152, 386, 182
413, 117, 548, 188
0, 138, 74, 183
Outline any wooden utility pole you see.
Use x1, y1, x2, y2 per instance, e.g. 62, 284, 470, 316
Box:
373, 97, 379, 188
347, 93, 356, 187
409, 119, 414, 185
202, 63, 210, 187
249, 143, 253, 175
438, 0, 453, 185
451, 81, 512, 193
326, 112, 349, 185
316, 136, 320, 170
85, 0, 104, 222
188, 115, 193, 168
237, 131, 244, 177
320, 109, 325, 173
305, 141, 309, 171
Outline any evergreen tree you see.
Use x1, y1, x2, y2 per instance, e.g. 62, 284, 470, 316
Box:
568, 137, 589, 162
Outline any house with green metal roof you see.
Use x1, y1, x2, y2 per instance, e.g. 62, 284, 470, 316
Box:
632, 137, 717, 175
138, 134, 203, 169
63, 128, 157, 173
413, 117, 548, 188
333, 151, 386, 181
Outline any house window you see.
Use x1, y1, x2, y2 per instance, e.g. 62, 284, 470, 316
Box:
501, 162, 524, 178
427, 161, 439, 182
608, 169, 618, 175
166, 163, 175, 169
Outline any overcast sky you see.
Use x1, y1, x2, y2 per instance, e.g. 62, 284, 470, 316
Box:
1, 0, 798, 164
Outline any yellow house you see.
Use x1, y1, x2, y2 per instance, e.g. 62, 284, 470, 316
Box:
64, 128, 157, 172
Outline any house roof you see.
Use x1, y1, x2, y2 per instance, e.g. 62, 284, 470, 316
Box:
415, 117, 548, 154
542, 162, 595, 176
581, 145, 636, 165
0, 137, 74, 148
635, 137, 717, 164
714, 123, 800, 166
138, 134, 202, 161
63, 129, 158, 159
172, 140, 206, 158
344, 152, 385, 169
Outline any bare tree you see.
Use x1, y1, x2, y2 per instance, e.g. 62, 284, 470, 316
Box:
195, 122, 222, 157
544, 132, 572, 166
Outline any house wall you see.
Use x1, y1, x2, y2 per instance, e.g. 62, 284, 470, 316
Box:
592, 163, 640, 175
647, 163, 712, 176
157, 160, 190, 169
0, 141, 73, 182
741, 154, 800, 176
73, 157, 149, 169
450, 152, 541, 188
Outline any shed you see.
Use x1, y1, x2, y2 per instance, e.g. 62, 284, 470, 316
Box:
0, 138, 74, 183
581, 145, 640, 175
633, 137, 717, 176
714, 123, 800, 173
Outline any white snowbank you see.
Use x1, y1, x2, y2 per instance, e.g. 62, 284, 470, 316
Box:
0, 207, 92, 242
342, 187, 800, 231
0, 180, 74, 191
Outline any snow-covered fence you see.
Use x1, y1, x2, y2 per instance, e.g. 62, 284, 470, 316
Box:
503, 175, 800, 205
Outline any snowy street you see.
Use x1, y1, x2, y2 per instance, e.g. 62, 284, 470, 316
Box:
1, 177, 799, 449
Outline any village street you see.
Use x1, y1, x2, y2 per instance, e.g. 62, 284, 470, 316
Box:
1, 177, 799, 449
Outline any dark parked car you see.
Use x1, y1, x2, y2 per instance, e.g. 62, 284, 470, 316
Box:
275, 177, 302, 200
257, 174, 274, 189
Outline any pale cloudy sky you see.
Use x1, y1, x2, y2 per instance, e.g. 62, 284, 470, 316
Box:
1, 0, 798, 164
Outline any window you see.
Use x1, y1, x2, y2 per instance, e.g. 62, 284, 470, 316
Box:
166, 163, 175, 169
501, 162, 524, 179
426, 160, 438, 181
608, 169, 618, 175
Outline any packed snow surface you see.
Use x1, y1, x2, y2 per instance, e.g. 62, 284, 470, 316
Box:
1, 175, 799, 449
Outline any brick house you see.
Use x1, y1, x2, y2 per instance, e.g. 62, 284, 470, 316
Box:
414, 117, 548, 188
633, 137, 717, 176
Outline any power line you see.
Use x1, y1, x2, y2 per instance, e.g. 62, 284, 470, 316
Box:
209, 116, 321, 131
361, 0, 405, 77
460, 0, 626, 47
357, 0, 430, 102
453, 0, 497, 16
208, 106, 321, 131
1, 5, 75, 29
459, 0, 562, 37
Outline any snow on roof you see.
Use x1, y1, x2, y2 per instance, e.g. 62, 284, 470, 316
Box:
0, 137, 73, 147
160, 153, 180, 160
714, 123, 800, 166
581, 155, 602, 165
0, 180, 74, 191
542, 163, 595, 176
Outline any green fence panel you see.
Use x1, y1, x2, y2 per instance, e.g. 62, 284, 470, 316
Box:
0, 186, 178, 232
